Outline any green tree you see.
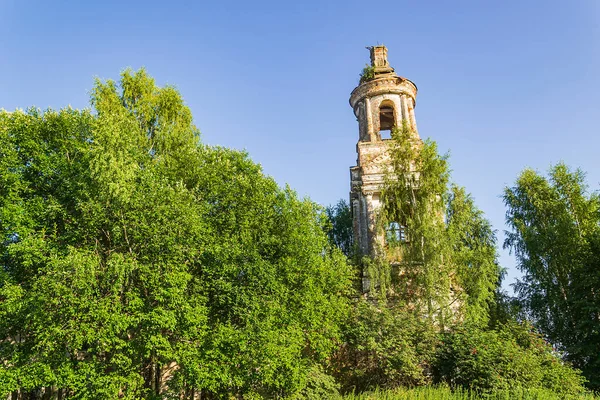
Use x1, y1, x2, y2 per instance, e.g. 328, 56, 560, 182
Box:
378, 123, 501, 325
325, 199, 354, 258
0, 69, 352, 399
333, 123, 503, 393
504, 163, 600, 389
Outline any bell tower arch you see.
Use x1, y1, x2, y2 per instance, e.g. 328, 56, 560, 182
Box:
349, 46, 420, 261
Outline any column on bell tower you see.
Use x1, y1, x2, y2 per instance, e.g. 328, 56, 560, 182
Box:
349, 46, 420, 261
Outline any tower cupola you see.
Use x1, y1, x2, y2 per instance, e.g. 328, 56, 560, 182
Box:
349, 45, 419, 142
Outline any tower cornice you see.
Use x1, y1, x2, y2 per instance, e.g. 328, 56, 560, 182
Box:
349, 76, 418, 112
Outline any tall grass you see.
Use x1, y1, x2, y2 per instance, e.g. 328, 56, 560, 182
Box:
336, 386, 597, 400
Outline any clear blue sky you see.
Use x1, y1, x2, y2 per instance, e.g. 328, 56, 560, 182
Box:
1, 0, 599, 291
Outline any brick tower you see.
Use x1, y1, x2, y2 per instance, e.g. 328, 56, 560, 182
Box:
349, 46, 420, 260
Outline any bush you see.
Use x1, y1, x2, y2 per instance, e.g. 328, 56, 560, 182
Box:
332, 300, 439, 393
291, 364, 340, 399
433, 322, 588, 396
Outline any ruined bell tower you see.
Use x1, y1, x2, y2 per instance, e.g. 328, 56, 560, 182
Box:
349, 46, 420, 257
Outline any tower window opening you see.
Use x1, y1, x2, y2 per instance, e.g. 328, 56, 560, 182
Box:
379, 101, 395, 139
386, 221, 407, 244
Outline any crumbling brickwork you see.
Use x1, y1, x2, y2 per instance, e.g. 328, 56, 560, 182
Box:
349, 46, 420, 260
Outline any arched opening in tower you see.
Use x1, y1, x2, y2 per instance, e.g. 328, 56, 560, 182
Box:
379, 100, 395, 140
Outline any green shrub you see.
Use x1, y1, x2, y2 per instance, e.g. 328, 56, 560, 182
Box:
433, 322, 588, 396
291, 364, 340, 399
359, 65, 375, 83
332, 300, 439, 393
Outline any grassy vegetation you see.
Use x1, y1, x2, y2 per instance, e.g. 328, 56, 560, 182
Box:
336, 386, 598, 400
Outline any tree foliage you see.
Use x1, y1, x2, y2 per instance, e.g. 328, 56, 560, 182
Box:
377, 123, 501, 325
0, 69, 352, 399
331, 124, 589, 396
325, 199, 354, 258
434, 322, 587, 396
504, 163, 600, 389
0, 68, 592, 399
333, 300, 439, 393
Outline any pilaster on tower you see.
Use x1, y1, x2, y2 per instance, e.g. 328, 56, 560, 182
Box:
349, 46, 420, 265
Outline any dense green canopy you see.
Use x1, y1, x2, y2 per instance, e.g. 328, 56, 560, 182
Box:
0, 68, 592, 399
327, 124, 587, 396
379, 123, 501, 325
0, 70, 351, 399
504, 164, 600, 389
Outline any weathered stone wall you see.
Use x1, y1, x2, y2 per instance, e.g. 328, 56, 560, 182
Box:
349, 46, 420, 263
350, 76, 418, 142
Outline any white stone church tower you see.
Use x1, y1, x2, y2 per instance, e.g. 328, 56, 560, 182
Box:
349, 46, 420, 257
